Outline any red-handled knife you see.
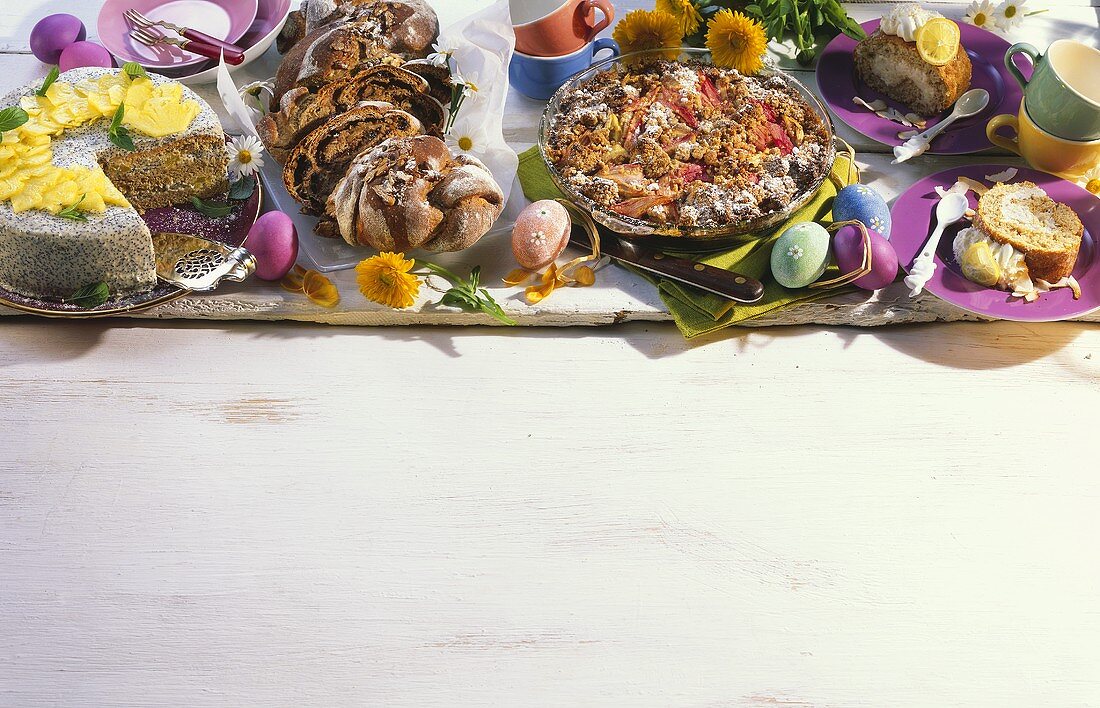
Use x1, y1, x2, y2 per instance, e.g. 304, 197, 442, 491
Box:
123, 8, 246, 56
130, 28, 245, 65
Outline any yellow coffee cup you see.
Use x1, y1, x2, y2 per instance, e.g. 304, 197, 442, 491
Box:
987, 99, 1100, 180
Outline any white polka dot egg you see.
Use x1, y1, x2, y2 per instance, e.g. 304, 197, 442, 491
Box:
512, 200, 571, 270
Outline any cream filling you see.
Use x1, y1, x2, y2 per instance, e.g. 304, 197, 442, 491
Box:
880, 4, 943, 42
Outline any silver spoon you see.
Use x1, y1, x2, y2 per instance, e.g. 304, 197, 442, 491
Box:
903, 192, 970, 297
893, 89, 990, 163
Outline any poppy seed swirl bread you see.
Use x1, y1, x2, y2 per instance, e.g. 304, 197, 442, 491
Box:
259, 64, 445, 163
272, 0, 439, 105
281, 102, 425, 215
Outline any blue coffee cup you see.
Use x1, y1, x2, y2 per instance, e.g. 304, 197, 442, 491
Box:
509, 37, 620, 101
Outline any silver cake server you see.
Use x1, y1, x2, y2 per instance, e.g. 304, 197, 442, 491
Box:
152, 232, 256, 291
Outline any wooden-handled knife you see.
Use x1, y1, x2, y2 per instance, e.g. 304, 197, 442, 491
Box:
564, 217, 765, 304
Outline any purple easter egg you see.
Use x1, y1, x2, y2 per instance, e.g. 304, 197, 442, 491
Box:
833, 223, 899, 291
58, 41, 114, 72
30, 14, 87, 64
247, 210, 299, 281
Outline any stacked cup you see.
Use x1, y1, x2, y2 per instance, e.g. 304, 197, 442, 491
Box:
510, 0, 620, 101
986, 40, 1100, 181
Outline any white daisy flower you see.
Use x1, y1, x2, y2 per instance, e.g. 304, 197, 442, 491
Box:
226, 135, 265, 178
426, 42, 454, 68
461, 72, 481, 98
788, 246, 804, 260
450, 71, 480, 97
237, 79, 274, 125
994, 0, 1028, 29
963, 0, 999, 30
445, 116, 490, 157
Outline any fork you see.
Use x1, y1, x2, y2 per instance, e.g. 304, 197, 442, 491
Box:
124, 8, 244, 55
130, 27, 245, 64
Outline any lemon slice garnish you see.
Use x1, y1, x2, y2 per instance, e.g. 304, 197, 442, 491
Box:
915, 18, 961, 67
960, 240, 1002, 287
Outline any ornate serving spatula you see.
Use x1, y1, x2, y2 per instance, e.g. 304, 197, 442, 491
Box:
152, 231, 256, 292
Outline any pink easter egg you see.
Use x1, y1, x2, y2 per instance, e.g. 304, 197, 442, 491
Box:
30, 14, 86, 64
247, 211, 299, 281
512, 200, 571, 270
58, 41, 114, 72
833, 223, 899, 291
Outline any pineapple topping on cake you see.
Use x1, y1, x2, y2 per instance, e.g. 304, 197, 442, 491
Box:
854, 4, 972, 116
0, 67, 229, 302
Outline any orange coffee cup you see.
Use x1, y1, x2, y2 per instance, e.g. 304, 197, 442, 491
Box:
512, 0, 614, 58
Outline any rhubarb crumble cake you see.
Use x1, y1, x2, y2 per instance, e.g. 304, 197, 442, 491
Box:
543, 58, 833, 232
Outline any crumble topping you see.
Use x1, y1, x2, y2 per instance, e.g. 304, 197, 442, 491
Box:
546, 59, 831, 228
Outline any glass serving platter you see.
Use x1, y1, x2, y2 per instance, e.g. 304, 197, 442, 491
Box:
538, 47, 837, 248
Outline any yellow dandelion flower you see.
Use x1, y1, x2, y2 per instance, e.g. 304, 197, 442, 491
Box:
612, 9, 682, 59
355, 251, 421, 308
656, 0, 702, 37
706, 9, 768, 75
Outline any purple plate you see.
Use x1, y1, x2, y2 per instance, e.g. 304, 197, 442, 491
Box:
149, 0, 293, 84
817, 20, 1026, 155
98, 0, 259, 69
0, 180, 262, 319
892, 165, 1100, 322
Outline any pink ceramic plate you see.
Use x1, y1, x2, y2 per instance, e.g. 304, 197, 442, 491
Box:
149, 0, 292, 84
891, 164, 1100, 322
98, 0, 258, 69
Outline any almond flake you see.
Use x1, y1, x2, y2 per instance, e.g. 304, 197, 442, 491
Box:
853, 97, 887, 112
957, 176, 989, 195
876, 107, 913, 125
984, 167, 1019, 183
904, 113, 928, 128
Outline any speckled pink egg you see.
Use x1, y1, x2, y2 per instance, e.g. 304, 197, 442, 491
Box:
31, 14, 86, 64
247, 211, 299, 281
58, 41, 114, 71
833, 223, 899, 291
512, 200, 571, 270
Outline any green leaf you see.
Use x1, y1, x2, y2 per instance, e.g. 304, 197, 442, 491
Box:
56, 194, 88, 222
0, 105, 29, 134
110, 102, 124, 132
36, 66, 59, 97
416, 260, 515, 325
107, 104, 135, 151
121, 61, 147, 79
228, 174, 256, 200
68, 282, 109, 308
191, 196, 234, 218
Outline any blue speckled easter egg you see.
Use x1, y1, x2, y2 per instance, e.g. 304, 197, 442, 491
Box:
832, 184, 892, 239
771, 222, 831, 289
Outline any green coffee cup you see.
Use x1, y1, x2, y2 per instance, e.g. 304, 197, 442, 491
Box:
1005, 39, 1100, 141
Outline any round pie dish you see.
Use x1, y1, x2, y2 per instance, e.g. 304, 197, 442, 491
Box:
538, 47, 837, 247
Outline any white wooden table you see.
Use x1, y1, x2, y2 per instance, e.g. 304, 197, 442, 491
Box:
2, 2, 1099, 706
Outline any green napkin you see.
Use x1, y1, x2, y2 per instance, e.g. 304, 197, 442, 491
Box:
517, 148, 857, 338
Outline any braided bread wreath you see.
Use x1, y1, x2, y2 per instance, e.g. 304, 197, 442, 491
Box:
261, 0, 506, 253
326, 135, 505, 252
